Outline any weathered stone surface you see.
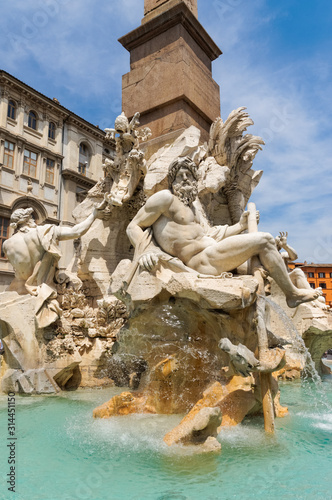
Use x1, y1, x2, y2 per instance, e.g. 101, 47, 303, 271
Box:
164, 406, 222, 447
188, 378, 258, 428
303, 326, 332, 375
144, 126, 201, 196
1, 368, 59, 394
93, 392, 151, 418
49, 360, 81, 390
274, 391, 289, 418
0, 290, 117, 393
273, 352, 304, 381
120, 2, 221, 146
0, 291, 72, 393
0, 292, 42, 371
111, 261, 258, 313
72, 195, 145, 299
71, 308, 85, 319
267, 279, 332, 376
165, 274, 258, 311
144, 0, 198, 21
93, 293, 261, 417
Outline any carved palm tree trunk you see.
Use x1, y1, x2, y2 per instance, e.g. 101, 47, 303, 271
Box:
225, 184, 244, 224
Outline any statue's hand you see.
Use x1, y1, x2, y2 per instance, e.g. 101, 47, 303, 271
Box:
278, 231, 288, 247
139, 252, 160, 272
93, 197, 109, 216
239, 211, 249, 230
240, 210, 260, 230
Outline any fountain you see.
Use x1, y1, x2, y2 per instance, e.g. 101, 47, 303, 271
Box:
1, 100, 327, 448
0, 0, 331, 475
1, 2, 332, 499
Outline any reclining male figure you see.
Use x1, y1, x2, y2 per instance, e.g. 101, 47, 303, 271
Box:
127, 157, 321, 309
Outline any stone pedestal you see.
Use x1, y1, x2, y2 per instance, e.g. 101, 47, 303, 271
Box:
119, 2, 222, 152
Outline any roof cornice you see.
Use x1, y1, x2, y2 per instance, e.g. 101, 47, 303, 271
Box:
0, 69, 107, 138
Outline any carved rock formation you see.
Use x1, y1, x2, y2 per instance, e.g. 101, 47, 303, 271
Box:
267, 279, 332, 376
164, 406, 222, 451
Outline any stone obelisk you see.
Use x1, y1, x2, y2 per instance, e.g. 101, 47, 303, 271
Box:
119, 0, 222, 153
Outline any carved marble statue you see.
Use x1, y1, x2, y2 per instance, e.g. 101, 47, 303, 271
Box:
103, 112, 151, 206
275, 232, 328, 310
126, 156, 321, 309
3, 206, 102, 328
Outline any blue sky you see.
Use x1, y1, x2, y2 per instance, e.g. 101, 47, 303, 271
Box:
0, 0, 331, 262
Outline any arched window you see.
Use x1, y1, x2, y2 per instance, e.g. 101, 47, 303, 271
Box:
48, 122, 56, 140
28, 110, 37, 130
7, 100, 16, 120
78, 143, 90, 176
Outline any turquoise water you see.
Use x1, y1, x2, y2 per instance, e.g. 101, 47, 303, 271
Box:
0, 376, 332, 500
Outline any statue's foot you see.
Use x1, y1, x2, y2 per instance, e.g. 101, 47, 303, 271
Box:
286, 288, 323, 308
314, 299, 330, 311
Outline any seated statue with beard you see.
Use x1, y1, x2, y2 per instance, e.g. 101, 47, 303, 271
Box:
127, 156, 321, 308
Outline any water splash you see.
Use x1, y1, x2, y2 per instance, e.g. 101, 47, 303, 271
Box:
263, 296, 332, 413
263, 296, 321, 381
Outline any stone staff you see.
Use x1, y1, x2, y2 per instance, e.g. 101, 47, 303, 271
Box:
248, 202, 275, 434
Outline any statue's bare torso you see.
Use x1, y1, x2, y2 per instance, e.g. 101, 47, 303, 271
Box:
152, 191, 216, 265
3, 226, 46, 281
3, 207, 99, 289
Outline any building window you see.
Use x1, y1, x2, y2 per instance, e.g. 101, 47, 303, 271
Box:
28, 110, 37, 130
7, 100, 16, 120
309, 283, 315, 289
318, 272, 325, 278
319, 283, 327, 289
308, 272, 314, 278
76, 186, 87, 203
23, 149, 37, 177
4, 140, 15, 169
0, 217, 10, 259
78, 164, 86, 175
46, 158, 55, 184
48, 122, 56, 140
330, 273, 332, 278
78, 143, 89, 176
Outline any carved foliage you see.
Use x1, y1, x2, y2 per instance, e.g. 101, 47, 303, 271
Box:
207, 107, 264, 223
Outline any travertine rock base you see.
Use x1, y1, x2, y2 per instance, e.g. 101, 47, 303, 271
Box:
267, 279, 332, 376
164, 406, 222, 451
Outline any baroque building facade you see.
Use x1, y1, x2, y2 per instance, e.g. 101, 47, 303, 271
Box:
0, 70, 114, 290
290, 262, 332, 308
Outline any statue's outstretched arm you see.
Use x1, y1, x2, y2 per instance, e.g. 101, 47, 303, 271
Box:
277, 232, 298, 261
56, 207, 100, 241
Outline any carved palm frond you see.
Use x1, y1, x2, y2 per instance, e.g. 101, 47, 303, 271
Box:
230, 134, 265, 173
207, 107, 265, 224
208, 107, 254, 163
